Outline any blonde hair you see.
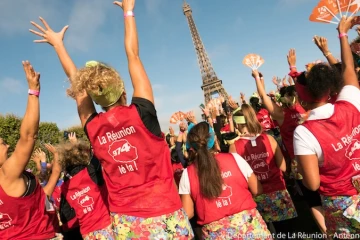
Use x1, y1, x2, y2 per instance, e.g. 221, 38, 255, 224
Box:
67, 63, 124, 99
56, 141, 91, 169
241, 104, 263, 135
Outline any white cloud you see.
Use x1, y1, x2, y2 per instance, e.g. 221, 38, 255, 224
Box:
65, 0, 110, 52
0, 78, 24, 94
0, 0, 60, 36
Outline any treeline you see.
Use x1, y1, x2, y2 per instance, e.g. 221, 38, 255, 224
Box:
0, 114, 88, 172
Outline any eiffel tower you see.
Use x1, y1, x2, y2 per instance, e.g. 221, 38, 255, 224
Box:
183, 0, 229, 105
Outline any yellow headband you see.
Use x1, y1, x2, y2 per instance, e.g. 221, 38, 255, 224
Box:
233, 116, 246, 124
85, 61, 124, 108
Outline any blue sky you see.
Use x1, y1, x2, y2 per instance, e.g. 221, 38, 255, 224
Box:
0, 0, 357, 132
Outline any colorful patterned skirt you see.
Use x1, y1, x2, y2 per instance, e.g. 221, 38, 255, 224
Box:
254, 189, 297, 223
83, 224, 115, 240
202, 208, 272, 240
321, 194, 360, 239
111, 208, 194, 239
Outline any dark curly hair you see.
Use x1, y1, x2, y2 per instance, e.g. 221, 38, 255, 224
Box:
299, 63, 342, 99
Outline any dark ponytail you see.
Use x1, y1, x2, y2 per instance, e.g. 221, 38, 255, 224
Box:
187, 122, 223, 199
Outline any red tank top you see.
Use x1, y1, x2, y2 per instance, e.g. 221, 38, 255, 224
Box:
279, 103, 305, 159
51, 181, 63, 210
86, 105, 181, 217
187, 153, 257, 225
0, 173, 57, 240
257, 108, 275, 131
234, 134, 286, 193
302, 101, 360, 196
62, 168, 111, 235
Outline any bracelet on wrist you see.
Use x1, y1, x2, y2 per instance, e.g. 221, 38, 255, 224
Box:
339, 33, 348, 38
290, 66, 296, 69
28, 89, 40, 97
124, 10, 134, 18
324, 51, 332, 57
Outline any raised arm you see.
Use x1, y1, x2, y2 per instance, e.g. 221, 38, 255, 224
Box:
42, 144, 62, 197
0, 62, 40, 189
338, 16, 360, 88
29, 17, 96, 127
313, 36, 338, 65
114, 0, 154, 104
252, 70, 284, 123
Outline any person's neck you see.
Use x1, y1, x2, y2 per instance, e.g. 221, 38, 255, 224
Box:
104, 101, 127, 112
308, 101, 327, 111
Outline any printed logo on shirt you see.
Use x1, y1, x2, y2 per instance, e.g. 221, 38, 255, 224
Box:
108, 139, 139, 175
0, 199, 3, 205
345, 140, 360, 161
0, 213, 12, 230
215, 184, 233, 208
70, 186, 91, 201
78, 195, 94, 215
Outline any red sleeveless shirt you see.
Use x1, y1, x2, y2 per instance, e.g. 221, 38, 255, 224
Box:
187, 153, 257, 225
0, 173, 57, 240
234, 134, 286, 193
257, 108, 275, 131
280, 103, 305, 159
61, 168, 111, 235
302, 101, 360, 196
86, 105, 181, 217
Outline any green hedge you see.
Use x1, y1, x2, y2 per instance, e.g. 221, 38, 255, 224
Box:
0, 114, 88, 173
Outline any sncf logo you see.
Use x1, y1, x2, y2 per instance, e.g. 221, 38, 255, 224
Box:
345, 140, 360, 161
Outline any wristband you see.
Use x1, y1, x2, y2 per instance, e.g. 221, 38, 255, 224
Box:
339, 33, 348, 38
290, 66, 296, 70
124, 11, 134, 18
324, 52, 332, 57
255, 77, 260, 81
41, 162, 47, 169
28, 89, 40, 97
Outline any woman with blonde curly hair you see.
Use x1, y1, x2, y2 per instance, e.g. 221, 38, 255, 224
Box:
29, 0, 193, 238
56, 140, 114, 239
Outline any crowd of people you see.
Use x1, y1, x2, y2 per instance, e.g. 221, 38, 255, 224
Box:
0, 0, 360, 239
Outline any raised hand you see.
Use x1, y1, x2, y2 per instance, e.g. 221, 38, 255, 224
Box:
282, 75, 289, 87
338, 16, 354, 34
30, 17, 68, 47
68, 132, 77, 144
287, 49, 296, 67
44, 144, 57, 155
313, 36, 329, 54
113, 0, 135, 12
272, 76, 278, 86
23, 61, 40, 91
240, 92, 245, 101
251, 70, 260, 79
169, 126, 175, 136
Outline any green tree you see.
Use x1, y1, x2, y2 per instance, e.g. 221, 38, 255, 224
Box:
0, 114, 21, 154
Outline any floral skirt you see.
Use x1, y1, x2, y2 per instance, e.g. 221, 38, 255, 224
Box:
254, 189, 297, 223
111, 208, 194, 239
83, 224, 115, 240
321, 194, 360, 239
290, 158, 303, 180
202, 208, 272, 240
